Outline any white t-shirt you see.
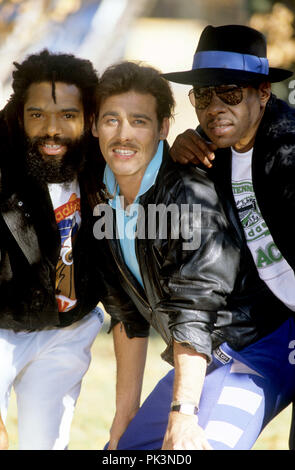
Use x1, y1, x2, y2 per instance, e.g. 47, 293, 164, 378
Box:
48, 180, 81, 312
231, 147, 295, 311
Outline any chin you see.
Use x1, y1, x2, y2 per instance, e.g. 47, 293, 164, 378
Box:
208, 135, 236, 149
41, 154, 65, 163
113, 163, 136, 175
216, 140, 235, 148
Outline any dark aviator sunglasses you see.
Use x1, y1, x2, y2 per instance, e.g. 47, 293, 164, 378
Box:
188, 85, 246, 110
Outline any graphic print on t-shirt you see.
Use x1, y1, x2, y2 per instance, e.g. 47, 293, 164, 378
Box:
55, 193, 80, 312
231, 148, 295, 311
232, 181, 270, 242
48, 182, 81, 313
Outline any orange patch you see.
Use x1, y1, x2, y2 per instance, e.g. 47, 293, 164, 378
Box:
54, 193, 81, 223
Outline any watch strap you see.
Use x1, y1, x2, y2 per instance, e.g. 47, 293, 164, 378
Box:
170, 400, 199, 416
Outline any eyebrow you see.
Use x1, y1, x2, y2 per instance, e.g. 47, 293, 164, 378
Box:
101, 111, 119, 118
61, 108, 80, 113
101, 111, 152, 121
133, 113, 152, 122
25, 106, 42, 111
25, 106, 80, 113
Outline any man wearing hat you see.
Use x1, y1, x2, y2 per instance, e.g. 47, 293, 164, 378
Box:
104, 25, 295, 450
166, 24, 295, 449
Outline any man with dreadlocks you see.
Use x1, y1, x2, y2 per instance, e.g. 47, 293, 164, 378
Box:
0, 50, 106, 450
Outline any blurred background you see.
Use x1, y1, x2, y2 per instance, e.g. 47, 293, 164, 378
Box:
2, 0, 294, 450
0, 0, 295, 141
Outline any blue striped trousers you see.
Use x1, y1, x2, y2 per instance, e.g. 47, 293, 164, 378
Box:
114, 318, 295, 450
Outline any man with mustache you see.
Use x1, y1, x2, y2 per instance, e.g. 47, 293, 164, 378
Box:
0, 50, 106, 449
165, 24, 295, 449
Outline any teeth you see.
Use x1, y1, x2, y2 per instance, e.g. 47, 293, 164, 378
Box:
114, 149, 135, 155
44, 144, 61, 149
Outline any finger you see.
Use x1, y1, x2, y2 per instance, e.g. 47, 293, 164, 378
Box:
170, 151, 191, 164
171, 129, 217, 166
179, 139, 215, 167
191, 137, 216, 161
203, 442, 213, 450
202, 438, 213, 450
185, 440, 204, 450
171, 146, 213, 167
179, 440, 205, 450
208, 142, 218, 153
0, 429, 8, 450
107, 438, 118, 450
189, 150, 214, 168
191, 156, 213, 168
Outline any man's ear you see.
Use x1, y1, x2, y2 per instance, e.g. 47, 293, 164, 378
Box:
159, 117, 170, 140
92, 115, 98, 137
259, 82, 271, 108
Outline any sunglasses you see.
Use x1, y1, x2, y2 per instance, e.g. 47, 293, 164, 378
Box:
188, 85, 245, 110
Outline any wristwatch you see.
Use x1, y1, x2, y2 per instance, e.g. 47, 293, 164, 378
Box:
170, 400, 199, 416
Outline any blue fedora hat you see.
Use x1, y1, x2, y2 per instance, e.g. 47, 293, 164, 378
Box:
162, 24, 293, 87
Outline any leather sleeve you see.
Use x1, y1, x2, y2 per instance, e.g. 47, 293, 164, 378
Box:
155, 167, 240, 363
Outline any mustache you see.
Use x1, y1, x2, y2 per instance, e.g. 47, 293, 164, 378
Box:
109, 141, 140, 151
29, 135, 74, 147
207, 118, 233, 126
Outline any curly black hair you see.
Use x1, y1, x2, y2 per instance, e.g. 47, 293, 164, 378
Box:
6, 49, 99, 130
2, 49, 107, 206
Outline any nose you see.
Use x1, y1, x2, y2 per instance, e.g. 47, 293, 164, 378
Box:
116, 119, 133, 143
206, 91, 227, 116
45, 114, 61, 136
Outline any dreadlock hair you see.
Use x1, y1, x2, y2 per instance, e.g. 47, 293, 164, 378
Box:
3, 49, 107, 206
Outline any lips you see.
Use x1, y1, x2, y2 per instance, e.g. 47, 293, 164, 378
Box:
39, 142, 67, 157
208, 120, 233, 136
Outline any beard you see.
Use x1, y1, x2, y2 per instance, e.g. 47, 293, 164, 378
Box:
25, 133, 89, 184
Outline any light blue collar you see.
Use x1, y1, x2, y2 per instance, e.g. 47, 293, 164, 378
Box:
104, 140, 164, 209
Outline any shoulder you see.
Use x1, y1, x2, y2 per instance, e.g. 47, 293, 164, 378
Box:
153, 152, 223, 215
257, 95, 295, 171
261, 95, 295, 139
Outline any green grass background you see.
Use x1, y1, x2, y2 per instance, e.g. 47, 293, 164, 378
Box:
5, 317, 292, 450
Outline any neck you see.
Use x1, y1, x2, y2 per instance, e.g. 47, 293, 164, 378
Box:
116, 174, 143, 208
233, 106, 266, 153
233, 139, 254, 153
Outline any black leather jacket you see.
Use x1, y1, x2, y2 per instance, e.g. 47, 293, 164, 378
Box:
99, 140, 293, 365
0, 168, 104, 331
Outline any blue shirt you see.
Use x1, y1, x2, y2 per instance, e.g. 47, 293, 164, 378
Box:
103, 141, 163, 287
